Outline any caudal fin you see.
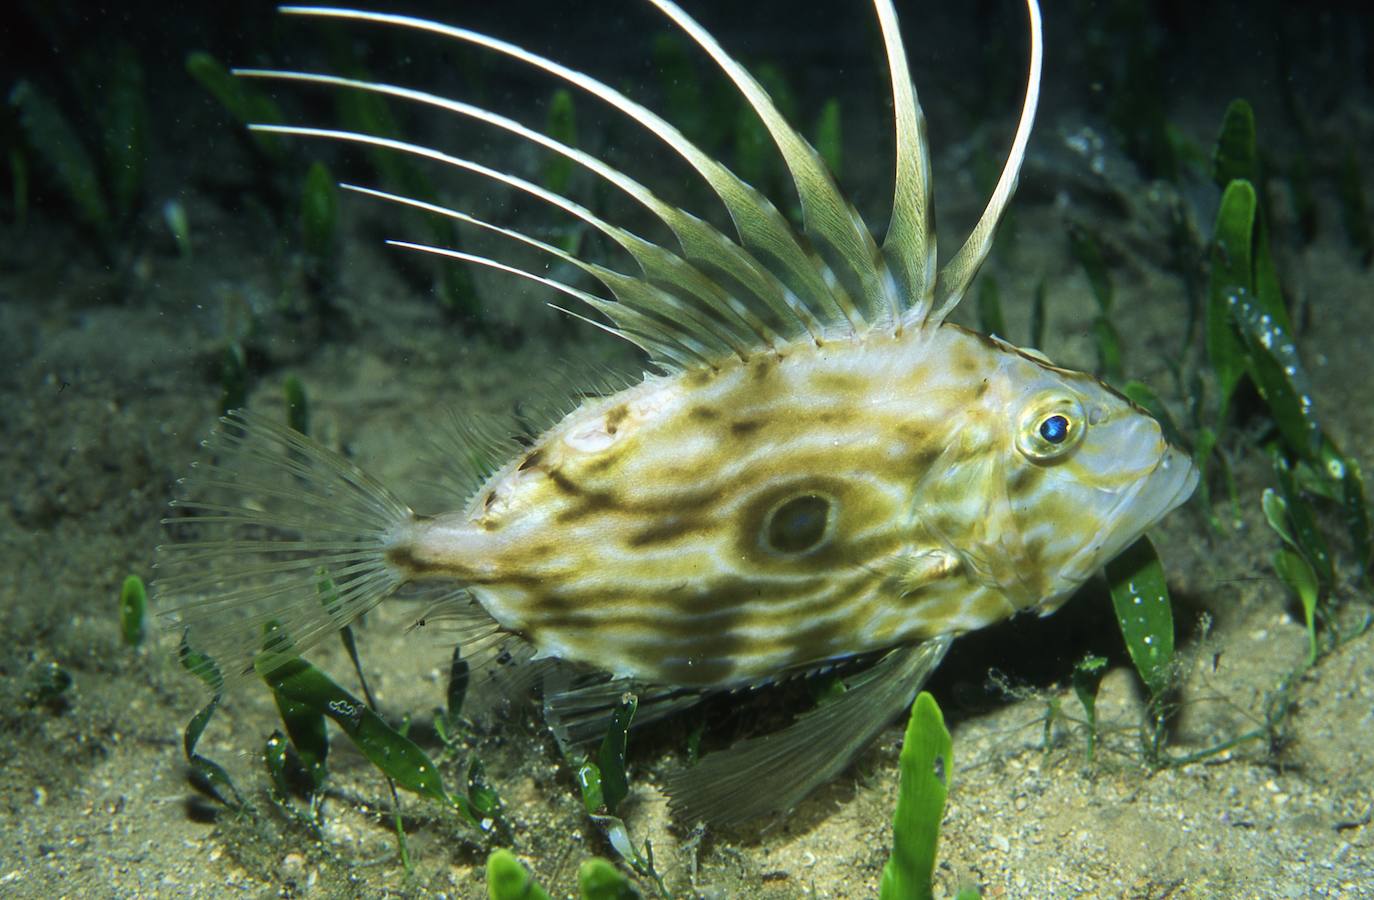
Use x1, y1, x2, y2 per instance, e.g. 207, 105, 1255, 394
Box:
155, 410, 414, 686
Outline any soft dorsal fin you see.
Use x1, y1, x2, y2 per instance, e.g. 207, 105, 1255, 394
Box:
246, 1, 1042, 367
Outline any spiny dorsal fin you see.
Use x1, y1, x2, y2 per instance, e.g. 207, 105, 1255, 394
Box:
648, 0, 893, 329
266, 6, 856, 361
238, 69, 805, 351
256, 1, 1043, 366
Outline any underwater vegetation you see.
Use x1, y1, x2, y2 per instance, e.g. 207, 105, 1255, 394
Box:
8, 44, 146, 258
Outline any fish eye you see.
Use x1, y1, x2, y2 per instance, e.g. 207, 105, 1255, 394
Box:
1039, 414, 1069, 444
764, 494, 832, 554
1016, 395, 1086, 463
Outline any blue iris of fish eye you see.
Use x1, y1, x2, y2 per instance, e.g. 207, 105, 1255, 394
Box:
1039, 414, 1070, 444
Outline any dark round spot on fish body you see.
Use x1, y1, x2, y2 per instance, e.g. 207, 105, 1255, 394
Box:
766, 494, 830, 553
742, 472, 904, 571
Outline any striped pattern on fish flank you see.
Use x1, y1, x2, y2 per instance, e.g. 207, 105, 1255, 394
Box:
396, 326, 1041, 686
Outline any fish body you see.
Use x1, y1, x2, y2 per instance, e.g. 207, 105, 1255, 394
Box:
398, 323, 1193, 689
157, 0, 1197, 824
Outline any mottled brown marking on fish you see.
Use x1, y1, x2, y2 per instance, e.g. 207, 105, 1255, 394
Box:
603, 404, 629, 435
813, 408, 854, 426
954, 346, 983, 377
1007, 464, 1043, 497
730, 418, 764, 437
626, 516, 710, 547
967, 591, 1012, 625
546, 466, 624, 521
812, 370, 866, 396
386, 544, 441, 575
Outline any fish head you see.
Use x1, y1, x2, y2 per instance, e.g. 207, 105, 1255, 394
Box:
932, 340, 1198, 613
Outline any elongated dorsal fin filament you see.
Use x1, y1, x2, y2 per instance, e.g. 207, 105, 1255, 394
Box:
264, 0, 1043, 365
648, 0, 892, 330
929, 0, 1043, 324
277, 5, 853, 341
874, 0, 936, 322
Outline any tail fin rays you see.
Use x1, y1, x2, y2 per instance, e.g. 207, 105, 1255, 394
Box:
156, 411, 412, 685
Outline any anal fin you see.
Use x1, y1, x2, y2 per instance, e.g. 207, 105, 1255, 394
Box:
544, 674, 706, 750
663, 635, 955, 828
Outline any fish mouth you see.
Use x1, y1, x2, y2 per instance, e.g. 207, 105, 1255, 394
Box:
1060, 443, 1199, 588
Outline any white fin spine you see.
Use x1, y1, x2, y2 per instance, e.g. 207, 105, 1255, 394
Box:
648, 0, 891, 329
930, 0, 1043, 322
274, 6, 851, 340
388, 239, 711, 369
344, 184, 755, 363
239, 70, 791, 351
268, 1, 1043, 352
874, 0, 937, 322
256, 125, 742, 368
